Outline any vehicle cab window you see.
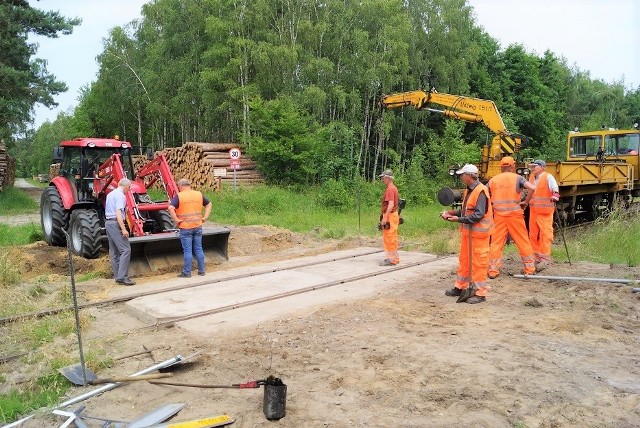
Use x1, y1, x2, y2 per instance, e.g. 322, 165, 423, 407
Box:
569, 135, 600, 157
61, 147, 81, 177
606, 133, 640, 155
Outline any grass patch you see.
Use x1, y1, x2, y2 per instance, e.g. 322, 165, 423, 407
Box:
0, 187, 38, 215
0, 224, 43, 247
0, 253, 21, 287
207, 184, 454, 253
0, 373, 69, 423
557, 210, 640, 266
76, 272, 104, 282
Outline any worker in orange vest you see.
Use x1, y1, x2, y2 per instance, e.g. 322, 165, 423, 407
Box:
378, 169, 400, 266
524, 160, 559, 271
487, 156, 537, 278
168, 178, 212, 278
441, 164, 493, 304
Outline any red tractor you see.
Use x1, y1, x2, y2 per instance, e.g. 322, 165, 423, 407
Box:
40, 137, 230, 274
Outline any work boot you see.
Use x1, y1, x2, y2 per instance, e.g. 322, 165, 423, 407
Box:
488, 272, 500, 279
534, 261, 549, 273
456, 284, 477, 303
445, 287, 462, 297
379, 259, 397, 266
466, 296, 486, 304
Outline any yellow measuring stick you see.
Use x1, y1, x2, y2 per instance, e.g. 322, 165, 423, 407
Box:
148, 414, 234, 428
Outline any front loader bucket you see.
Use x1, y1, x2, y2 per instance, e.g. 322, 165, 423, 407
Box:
127, 227, 231, 276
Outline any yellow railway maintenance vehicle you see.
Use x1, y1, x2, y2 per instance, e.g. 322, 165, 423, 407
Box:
550, 126, 639, 223
381, 88, 640, 223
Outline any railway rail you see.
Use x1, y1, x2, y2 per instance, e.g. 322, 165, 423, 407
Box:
0, 247, 452, 327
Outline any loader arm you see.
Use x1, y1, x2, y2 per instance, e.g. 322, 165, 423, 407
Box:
381, 89, 523, 158
134, 153, 180, 200
94, 153, 146, 237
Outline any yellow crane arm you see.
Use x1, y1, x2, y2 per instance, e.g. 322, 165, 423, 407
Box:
380, 89, 522, 157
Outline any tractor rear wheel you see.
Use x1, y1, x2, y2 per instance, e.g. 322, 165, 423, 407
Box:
69, 209, 102, 258
40, 186, 69, 246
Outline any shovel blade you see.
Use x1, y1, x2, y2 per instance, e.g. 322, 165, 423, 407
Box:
59, 363, 97, 386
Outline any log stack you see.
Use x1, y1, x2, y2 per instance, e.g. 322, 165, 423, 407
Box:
0, 143, 16, 192
133, 142, 264, 191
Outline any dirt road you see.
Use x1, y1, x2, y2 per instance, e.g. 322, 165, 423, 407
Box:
3, 226, 639, 428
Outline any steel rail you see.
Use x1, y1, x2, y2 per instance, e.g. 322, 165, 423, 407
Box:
0, 244, 427, 326
0, 249, 382, 325
151, 254, 453, 328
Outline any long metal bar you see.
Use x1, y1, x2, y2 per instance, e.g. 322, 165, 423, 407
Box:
513, 274, 639, 285
62, 228, 89, 386
0, 247, 388, 325
56, 355, 184, 409
155, 254, 447, 327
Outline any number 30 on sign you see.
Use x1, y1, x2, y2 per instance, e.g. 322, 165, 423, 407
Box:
229, 148, 241, 160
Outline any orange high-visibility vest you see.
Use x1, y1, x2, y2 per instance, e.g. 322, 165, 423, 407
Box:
176, 189, 204, 229
460, 183, 493, 236
529, 172, 554, 214
489, 172, 523, 216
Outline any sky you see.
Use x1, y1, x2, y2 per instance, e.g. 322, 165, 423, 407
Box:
30, 0, 640, 129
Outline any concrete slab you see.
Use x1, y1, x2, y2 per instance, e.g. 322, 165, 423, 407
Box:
125, 247, 459, 335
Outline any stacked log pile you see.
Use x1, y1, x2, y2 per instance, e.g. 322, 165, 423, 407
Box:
132, 142, 264, 191
0, 143, 16, 192
190, 142, 264, 186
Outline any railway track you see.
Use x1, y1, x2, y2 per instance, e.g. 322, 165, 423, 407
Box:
0, 247, 453, 327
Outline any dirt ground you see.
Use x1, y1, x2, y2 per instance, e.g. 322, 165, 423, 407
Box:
2, 183, 640, 427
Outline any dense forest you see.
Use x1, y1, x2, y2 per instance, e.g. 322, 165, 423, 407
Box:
4, 0, 640, 188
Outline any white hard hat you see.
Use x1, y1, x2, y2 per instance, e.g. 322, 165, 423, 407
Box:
455, 164, 479, 175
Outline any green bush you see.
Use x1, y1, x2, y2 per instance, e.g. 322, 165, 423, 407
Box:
317, 179, 351, 211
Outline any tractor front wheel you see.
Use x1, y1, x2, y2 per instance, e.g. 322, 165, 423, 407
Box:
40, 186, 69, 246
69, 209, 102, 258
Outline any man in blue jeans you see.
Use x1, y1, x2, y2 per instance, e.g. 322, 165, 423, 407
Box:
168, 178, 212, 278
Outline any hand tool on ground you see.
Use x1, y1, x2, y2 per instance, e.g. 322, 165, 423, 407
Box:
57, 354, 194, 409
58, 228, 98, 386
145, 414, 234, 428
52, 409, 78, 428
89, 372, 173, 384
149, 379, 266, 389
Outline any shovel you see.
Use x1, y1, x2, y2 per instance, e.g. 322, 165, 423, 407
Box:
59, 229, 98, 386
59, 363, 98, 386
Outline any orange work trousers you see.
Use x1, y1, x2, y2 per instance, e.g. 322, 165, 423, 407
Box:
529, 210, 554, 263
454, 231, 490, 297
488, 213, 535, 276
382, 211, 400, 264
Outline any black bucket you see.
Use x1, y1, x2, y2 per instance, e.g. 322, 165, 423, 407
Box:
263, 377, 286, 420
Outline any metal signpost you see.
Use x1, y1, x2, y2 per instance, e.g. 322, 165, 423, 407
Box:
229, 147, 241, 192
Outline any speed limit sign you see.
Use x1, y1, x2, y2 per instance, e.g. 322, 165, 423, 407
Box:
229, 148, 241, 160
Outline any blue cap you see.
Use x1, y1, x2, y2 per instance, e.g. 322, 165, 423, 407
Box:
529, 159, 546, 167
